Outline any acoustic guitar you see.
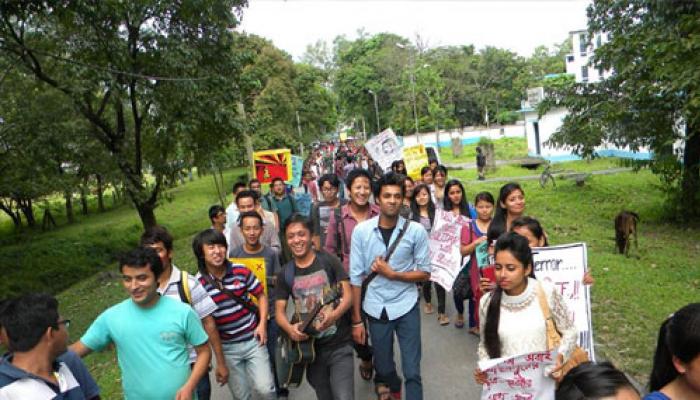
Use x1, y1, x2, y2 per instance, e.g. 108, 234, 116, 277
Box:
275, 286, 341, 388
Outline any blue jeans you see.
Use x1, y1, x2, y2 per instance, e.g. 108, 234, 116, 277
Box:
222, 338, 276, 400
368, 303, 422, 400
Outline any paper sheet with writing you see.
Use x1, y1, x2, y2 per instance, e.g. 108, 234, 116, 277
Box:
532, 243, 595, 361
364, 128, 402, 172
402, 144, 429, 181
428, 209, 470, 291
478, 350, 557, 400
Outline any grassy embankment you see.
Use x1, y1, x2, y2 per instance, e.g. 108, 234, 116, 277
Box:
2, 160, 698, 394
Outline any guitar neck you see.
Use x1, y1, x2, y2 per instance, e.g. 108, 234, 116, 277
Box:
299, 302, 323, 333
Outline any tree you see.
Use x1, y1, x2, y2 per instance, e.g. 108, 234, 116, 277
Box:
541, 0, 700, 217
0, 1, 247, 229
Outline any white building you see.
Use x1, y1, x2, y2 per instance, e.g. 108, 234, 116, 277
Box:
521, 30, 652, 161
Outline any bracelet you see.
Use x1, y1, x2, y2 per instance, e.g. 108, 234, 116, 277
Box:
352, 322, 364, 328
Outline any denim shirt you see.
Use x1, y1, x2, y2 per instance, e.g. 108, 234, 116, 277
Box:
349, 215, 431, 320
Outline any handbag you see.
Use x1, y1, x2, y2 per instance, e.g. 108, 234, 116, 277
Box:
535, 282, 589, 381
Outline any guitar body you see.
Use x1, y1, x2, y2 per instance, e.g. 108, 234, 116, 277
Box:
276, 331, 315, 388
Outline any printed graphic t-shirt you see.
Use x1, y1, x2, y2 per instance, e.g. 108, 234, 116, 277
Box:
275, 251, 351, 350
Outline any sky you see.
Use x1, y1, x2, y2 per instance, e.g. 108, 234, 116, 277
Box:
237, 0, 592, 61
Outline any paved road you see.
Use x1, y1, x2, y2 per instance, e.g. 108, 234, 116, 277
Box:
211, 294, 483, 399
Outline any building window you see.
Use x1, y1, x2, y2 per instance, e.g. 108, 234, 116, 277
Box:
566, 55, 574, 63
579, 33, 587, 55
581, 66, 589, 82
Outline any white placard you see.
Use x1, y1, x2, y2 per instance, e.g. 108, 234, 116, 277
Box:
428, 209, 470, 291
479, 350, 557, 400
532, 243, 595, 361
364, 128, 402, 172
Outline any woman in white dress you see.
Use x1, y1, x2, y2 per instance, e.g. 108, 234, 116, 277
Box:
474, 232, 578, 382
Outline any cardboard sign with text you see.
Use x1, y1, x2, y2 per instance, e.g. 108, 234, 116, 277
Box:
288, 155, 304, 187
478, 350, 557, 400
532, 243, 595, 360
402, 144, 429, 181
428, 209, 470, 291
364, 128, 402, 172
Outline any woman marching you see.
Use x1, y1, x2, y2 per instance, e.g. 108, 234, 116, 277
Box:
474, 232, 577, 384
442, 179, 477, 329
486, 182, 526, 240
410, 184, 447, 325
431, 165, 448, 209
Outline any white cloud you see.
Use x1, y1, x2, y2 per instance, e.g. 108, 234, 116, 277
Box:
238, 0, 591, 60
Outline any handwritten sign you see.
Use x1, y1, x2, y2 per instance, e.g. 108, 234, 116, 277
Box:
230, 257, 268, 295
288, 155, 303, 187
253, 149, 292, 184
532, 243, 595, 360
364, 128, 402, 172
428, 209, 470, 291
478, 350, 557, 400
294, 192, 312, 217
402, 144, 429, 181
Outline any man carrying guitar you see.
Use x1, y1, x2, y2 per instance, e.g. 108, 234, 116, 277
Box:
349, 172, 431, 400
192, 229, 276, 400
275, 214, 354, 400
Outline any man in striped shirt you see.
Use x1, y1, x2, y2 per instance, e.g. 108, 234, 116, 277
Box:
193, 229, 276, 400
140, 226, 227, 400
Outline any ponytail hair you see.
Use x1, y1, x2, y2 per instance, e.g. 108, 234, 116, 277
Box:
483, 232, 535, 358
649, 303, 700, 391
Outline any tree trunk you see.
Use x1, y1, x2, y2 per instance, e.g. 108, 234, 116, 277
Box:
0, 202, 21, 228
64, 191, 74, 223
681, 122, 700, 216
19, 198, 36, 227
134, 199, 157, 230
96, 174, 105, 212
79, 181, 89, 215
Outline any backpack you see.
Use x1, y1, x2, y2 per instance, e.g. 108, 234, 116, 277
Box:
176, 270, 193, 304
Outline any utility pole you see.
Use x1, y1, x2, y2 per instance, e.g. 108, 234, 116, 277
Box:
367, 89, 380, 134
396, 43, 421, 144
296, 110, 304, 158
237, 102, 254, 175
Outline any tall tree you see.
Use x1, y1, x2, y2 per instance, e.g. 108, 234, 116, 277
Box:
0, 1, 247, 229
541, 0, 700, 216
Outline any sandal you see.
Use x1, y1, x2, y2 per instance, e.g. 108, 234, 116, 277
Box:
438, 314, 450, 326
423, 303, 434, 314
454, 315, 465, 329
469, 327, 480, 336
359, 360, 374, 381
376, 384, 392, 400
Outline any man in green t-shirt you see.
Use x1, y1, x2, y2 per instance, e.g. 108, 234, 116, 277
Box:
70, 247, 211, 400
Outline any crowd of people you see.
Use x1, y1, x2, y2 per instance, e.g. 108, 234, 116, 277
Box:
0, 139, 698, 400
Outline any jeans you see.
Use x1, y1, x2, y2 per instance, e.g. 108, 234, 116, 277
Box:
266, 319, 289, 397
453, 292, 477, 328
222, 338, 276, 400
306, 343, 354, 400
422, 281, 446, 314
368, 303, 422, 400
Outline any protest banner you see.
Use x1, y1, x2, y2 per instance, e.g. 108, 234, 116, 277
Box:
294, 192, 312, 217
532, 243, 595, 360
478, 350, 557, 400
364, 128, 402, 172
288, 155, 303, 187
428, 209, 471, 291
252, 149, 292, 184
230, 257, 268, 295
339, 131, 348, 142
402, 144, 429, 181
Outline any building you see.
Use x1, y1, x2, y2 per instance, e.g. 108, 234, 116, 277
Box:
521, 30, 652, 161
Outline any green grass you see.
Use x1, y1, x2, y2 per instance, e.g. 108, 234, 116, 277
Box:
4, 162, 698, 393
450, 158, 625, 181
438, 136, 528, 165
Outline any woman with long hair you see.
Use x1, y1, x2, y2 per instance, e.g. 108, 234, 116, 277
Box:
474, 232, 577, 381
644, 303, 700, 399
486, 183, 525, 243
431, 165, 448, 209
410, 184, 446, 324
443, 179, 477, 329
400, 176, 415, 218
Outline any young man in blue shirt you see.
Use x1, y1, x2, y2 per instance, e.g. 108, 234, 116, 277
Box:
70, 248, 211, 400
349, 172, 431, 400
0, 293, 100, 400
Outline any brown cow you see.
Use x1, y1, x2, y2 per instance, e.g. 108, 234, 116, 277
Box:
614, 211, 639, 256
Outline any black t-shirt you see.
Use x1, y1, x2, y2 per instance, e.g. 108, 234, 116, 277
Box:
275, 251, 351, 349
378, 225, 396, 247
